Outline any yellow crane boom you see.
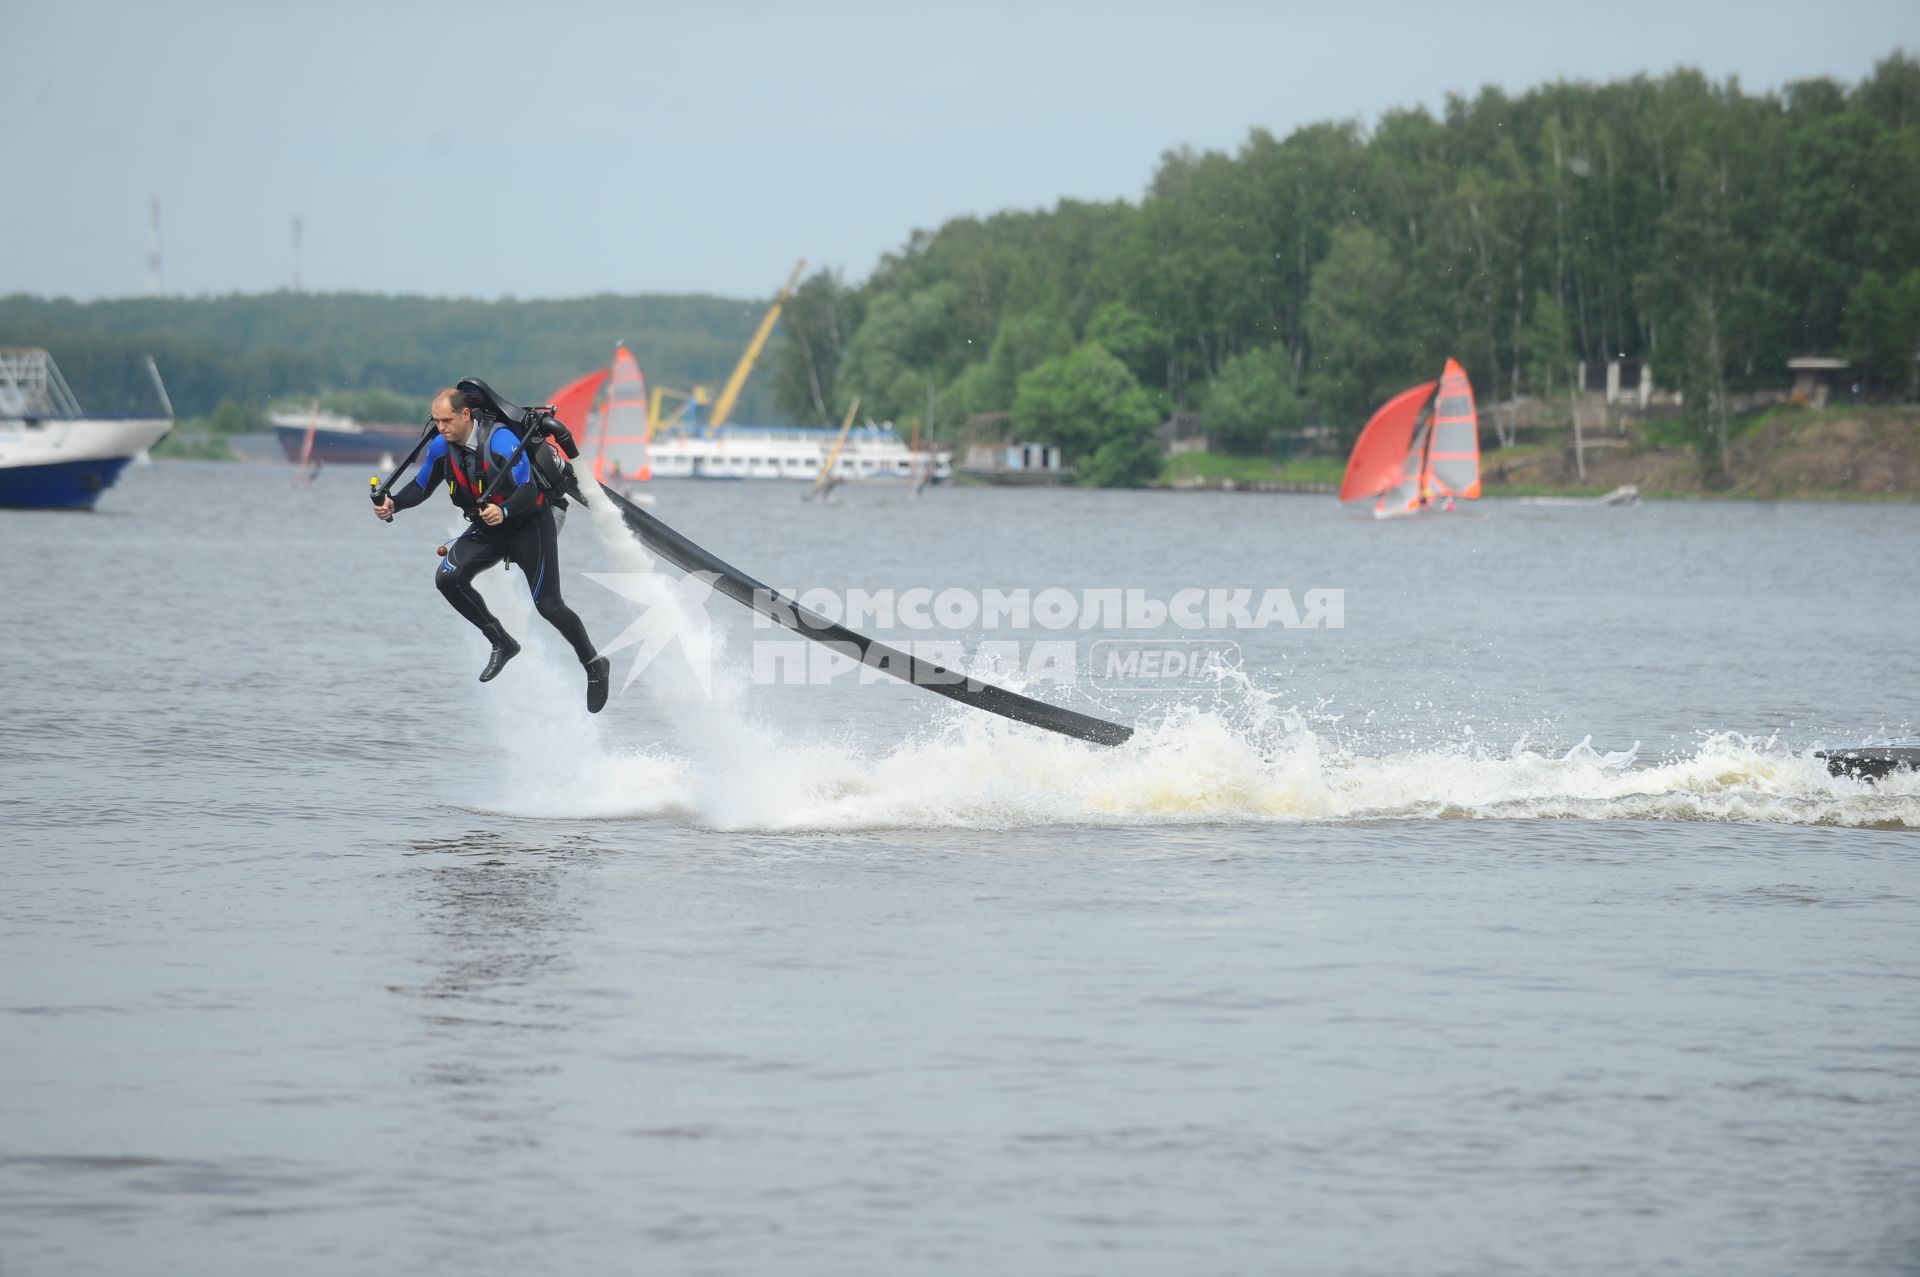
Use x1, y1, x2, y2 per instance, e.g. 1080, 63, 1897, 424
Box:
708, 259, 805, 430
648, 384, 708, 433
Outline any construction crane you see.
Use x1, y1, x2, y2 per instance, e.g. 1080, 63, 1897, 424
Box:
649, 259, 806, 435
647, 384, 711, 433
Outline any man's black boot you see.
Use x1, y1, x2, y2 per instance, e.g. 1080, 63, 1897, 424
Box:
479, 635, 521, 683
586, 656, 611, 714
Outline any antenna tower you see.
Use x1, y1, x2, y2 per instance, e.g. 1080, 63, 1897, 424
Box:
147, 198, 162, 296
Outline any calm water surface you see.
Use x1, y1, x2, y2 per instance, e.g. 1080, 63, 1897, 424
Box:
3, 463, 1917, 1275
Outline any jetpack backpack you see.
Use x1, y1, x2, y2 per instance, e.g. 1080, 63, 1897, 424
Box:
456, 376, 590, 510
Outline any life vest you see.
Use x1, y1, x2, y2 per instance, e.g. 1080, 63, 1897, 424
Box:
444, 424, 553, 519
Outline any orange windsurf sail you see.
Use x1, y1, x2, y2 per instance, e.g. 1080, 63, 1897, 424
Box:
1339, 380, 1437, 502
546, 368, 609, 474
550, 368, 610, 442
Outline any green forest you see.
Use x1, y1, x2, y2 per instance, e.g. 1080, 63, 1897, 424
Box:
0, 293, 780, 424
4, 54, 1916, 486
770, 52, 1920, 484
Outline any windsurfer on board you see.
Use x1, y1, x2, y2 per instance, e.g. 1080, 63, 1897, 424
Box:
373, 388, 612, 712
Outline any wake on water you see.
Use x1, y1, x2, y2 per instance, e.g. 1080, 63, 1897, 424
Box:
449, 481, 1917, 833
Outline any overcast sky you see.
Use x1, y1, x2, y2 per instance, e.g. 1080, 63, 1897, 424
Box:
4, 0, 1914, 303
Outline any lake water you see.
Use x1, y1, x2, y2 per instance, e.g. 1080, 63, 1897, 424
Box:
4, 462, 1917, 1275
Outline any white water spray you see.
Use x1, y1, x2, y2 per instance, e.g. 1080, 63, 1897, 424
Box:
462, 495, 1917, 832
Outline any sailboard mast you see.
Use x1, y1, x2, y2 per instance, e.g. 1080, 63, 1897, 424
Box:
811, 396, 860, 497
296, 402, 320, 484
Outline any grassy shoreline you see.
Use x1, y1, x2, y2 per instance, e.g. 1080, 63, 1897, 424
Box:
152, 431, 236, 461
1156, 405, 1920, 501
151, 404, 1920, 502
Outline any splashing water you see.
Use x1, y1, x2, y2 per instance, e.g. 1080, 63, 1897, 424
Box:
458, 487, 1917, 833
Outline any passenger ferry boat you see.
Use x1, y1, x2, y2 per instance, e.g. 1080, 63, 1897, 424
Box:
0, 349, 173, 510
627, 423, 951, 484
555, 270, 953, 489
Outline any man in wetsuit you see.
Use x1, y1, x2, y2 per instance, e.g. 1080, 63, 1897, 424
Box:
373, 388, 612, 713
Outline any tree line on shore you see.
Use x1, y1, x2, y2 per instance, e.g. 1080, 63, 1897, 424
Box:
6, 55, 1915, 486
769, 52, 1920, 484
0, 293, 778, 426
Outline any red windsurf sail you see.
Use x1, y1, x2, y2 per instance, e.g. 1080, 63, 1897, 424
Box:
1339, 380, 1437, 502
550, 368, 610, 451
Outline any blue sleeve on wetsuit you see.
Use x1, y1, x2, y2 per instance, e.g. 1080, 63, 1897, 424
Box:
412, 435, 448, 489
388, 435, 446, 512
488, 425, 533, 485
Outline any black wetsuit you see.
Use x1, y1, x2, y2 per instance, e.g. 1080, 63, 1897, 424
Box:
389, 424, 598, 665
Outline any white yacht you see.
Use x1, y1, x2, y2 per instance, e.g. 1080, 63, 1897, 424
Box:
0, 349, 173, 509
